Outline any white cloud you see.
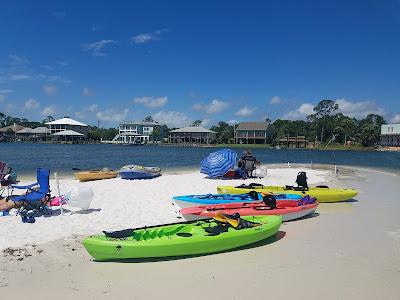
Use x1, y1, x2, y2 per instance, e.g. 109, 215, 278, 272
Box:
23, 98, 40, 110
192, 103, 203, 110
227, 119, 238, 125
0, 95, 4, 102
38, 74, 71, 85
283, 103, 315, 120
96, 108, 130, 123
8, 54, 29, 65
236, 106, 256, 117
4, 103, 15, 114
74, 111, 87, 119
133, 96, 168, 108
153, 111, 191, 128
336, 98, 385, 119
0, 89, 12, 94
200, 119, 210, 128
82, 87, 92, 96
390, 114, 400, 123
193, 99, 229, 114
43, 84, 58, 96
131, 30, 165, 44
270, 96, 281, 104
83, 40, 117, 56
41, 105, 56, 117
9, 74, 31, 80
132, 33, 155, 44
88, 104, 98, 112
56, 61, 69, 67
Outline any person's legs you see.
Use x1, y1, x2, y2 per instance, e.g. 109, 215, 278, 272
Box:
0, 198, 21, 211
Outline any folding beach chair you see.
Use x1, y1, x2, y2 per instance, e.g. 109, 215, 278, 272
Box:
10, 168, 51, 216
241, 156, 257, 178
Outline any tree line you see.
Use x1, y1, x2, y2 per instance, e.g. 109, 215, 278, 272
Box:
187, 100, 386, 147
0, 99, 387, 146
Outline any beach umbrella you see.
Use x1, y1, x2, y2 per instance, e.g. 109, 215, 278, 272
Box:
200, 149, 238, 178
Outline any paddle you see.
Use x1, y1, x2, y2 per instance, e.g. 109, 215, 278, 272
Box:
213, 212, 239, 228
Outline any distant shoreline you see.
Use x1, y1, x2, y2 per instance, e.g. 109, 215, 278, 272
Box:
2, 141, 394, 152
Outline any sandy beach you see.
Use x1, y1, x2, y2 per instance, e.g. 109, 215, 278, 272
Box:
1, 166, 400, 299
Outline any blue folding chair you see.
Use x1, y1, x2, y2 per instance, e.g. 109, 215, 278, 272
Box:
10, 168, 51, 216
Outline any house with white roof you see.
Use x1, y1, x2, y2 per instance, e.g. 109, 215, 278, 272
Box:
168, 126, 216, 144
113, 121, 161, 144
16, 127, 50, 141
45, 117, 88, 135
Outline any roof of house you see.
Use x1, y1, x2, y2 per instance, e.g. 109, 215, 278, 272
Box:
46, 117, 88, 126
120, 121, 161, 126
52, 130, 84, 136
0, 124, 26, 133
236, 122, 270, 131
170, 126, 216, 133
17, 127, 50, 134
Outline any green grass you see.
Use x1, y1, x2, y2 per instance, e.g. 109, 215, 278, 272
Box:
210, 143, 273, 149
212, 143, 375, 151
314, 144, 375, 151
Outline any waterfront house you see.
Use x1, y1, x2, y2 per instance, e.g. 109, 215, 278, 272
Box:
234, 121, 271, 144
16, 127, 50, 142
169, 126, 216, 144
380, 124, 400, 147
46, 117, 88, 135
114, 121, 161, 144
279, 135, 308, 148
0, 123, 26, 142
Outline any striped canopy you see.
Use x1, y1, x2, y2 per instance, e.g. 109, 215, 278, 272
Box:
200, 149, 238, 178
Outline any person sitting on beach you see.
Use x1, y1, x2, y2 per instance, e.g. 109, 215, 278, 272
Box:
238, 149, 259, 178
0, 192, 50, 213
0, 195, 22, 212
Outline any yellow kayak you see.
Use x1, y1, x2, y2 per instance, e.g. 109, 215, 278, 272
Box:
74, 170, 118, 182
217, 185, 358, 203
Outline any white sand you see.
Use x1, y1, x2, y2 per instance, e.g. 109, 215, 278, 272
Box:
0, 167, 328, 250
3, 166, 400, 299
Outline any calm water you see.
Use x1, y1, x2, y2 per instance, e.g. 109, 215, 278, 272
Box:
1, 143, 400, 175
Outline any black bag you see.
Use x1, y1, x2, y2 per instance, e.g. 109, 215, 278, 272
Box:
262, 194, 277, 209
296, 171, 308, 189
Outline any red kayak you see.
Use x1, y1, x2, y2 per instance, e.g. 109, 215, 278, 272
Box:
180, 200, 318, 222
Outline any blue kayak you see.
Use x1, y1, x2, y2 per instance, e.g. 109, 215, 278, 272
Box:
173, 193, 301, 209
120, 170, 161, 180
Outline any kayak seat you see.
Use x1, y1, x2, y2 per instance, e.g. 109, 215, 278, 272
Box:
176, 232, 193, 237
235, 183, 263, 189
103, 228, 135, 239
316, 185, 329, 188
204, 223, 229, 236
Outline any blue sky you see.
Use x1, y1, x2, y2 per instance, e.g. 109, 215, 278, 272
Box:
1, 0, 400, 128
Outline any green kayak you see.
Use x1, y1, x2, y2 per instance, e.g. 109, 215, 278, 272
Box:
83, 215, 282, 261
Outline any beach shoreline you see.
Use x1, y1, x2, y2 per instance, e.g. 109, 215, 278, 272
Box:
1, 166, 400, 299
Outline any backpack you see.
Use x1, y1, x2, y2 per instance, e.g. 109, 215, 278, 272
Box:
296, 171, 308, 189
262, 194, 277, 209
